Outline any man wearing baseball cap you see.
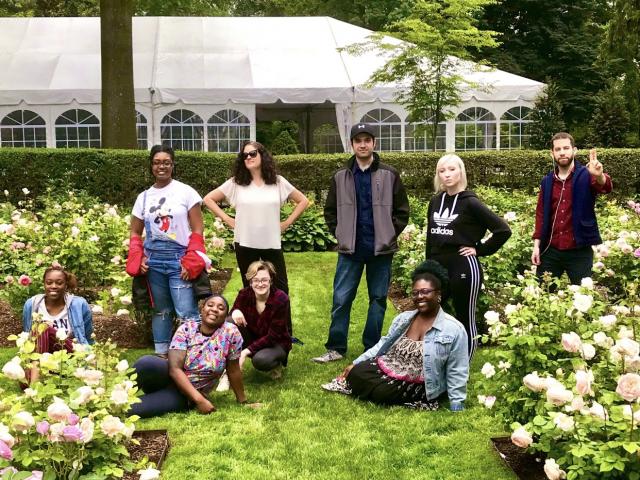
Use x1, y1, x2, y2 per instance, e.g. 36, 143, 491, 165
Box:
312, 123, 409, 363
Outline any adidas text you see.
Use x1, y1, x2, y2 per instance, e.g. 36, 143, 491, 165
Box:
430, 226, 454, 236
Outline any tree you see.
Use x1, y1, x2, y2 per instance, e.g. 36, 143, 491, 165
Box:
587, 80, 631, 147
346, 0, 499, 151
100, 0, 137, 149
526, 81, 566, 149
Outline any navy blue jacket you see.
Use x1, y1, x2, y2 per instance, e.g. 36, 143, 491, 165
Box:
539, 161, 603, 250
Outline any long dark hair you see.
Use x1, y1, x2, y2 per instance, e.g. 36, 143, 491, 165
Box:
411, 260, 449, 298
232, 141, 277, 186
148, 144, 176, 176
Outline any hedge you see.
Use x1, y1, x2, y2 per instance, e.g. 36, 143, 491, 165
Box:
1, 147, 639, 205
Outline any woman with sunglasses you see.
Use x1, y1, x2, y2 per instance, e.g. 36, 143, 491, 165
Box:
321, 260, 469, 411
217, 260, 292, 390
127, 145, 206, 358
203, 141, 308, 293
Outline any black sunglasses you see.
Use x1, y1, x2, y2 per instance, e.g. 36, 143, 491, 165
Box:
242, 149, 259, 160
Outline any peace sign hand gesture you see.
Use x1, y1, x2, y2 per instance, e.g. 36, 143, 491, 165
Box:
587, 148, 605, 184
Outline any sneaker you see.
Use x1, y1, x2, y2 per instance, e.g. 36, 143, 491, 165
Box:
216, 371, 230, 392
311, 350, 344, 363
321, 377, 352, 395
269, 365, 284, 380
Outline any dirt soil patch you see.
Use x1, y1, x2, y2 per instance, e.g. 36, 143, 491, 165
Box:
123, 430, 170, 480
0, 268, 234, 349
492, 437, 546, 480
388, 282, 414, 312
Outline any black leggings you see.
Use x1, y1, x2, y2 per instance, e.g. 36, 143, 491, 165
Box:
234, 243, 289, 294
430, 252, 482, 358
236, 324, 289, 370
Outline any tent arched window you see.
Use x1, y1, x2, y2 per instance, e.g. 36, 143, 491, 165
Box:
405, 119, 446, 152
207, 109, 250, 153
359, 109, 402, 151
55, 109, 101, 148
136, 111, 148, 150
160, 109, 204, 151
312, 123, 343, 153
1, 110, 47, 148
500, 107, 532, 149
455, 107, 496, 151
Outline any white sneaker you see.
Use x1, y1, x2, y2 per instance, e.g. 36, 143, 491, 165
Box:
216, 371, 230, 392
269, 365, 284, 380
311, 350, 344, 363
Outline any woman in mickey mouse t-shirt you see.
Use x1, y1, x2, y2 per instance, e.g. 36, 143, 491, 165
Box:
127, 145, 206, 357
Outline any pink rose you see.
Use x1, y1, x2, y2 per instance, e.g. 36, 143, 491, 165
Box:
561, 332, 582, 353
616, 373, 640, 402
0, 440, 12, 460
62, 425, 84, 442
544, 459, 566, 480
546, 385, 573, 406
510, 426, 533, 448
18, 274, 32, 286
36, 420, 50, 436
635, 248, 640, 258
575, 370, 593, 396
67, 413, 79, 426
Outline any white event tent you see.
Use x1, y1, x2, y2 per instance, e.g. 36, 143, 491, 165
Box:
0, 16, 544, 152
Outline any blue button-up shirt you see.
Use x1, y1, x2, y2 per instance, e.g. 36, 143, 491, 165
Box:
353, 308, 469, 410
352, 162, 374, 260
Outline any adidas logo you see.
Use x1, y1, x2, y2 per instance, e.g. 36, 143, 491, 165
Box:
433, 208, 458, 227
430, 226, 454, 236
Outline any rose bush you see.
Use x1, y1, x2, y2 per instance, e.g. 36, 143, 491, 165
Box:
476, 272, 640, 479
0, 317, 146, 478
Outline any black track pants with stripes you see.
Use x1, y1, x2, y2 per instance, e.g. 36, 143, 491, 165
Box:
429, 252, 482, 358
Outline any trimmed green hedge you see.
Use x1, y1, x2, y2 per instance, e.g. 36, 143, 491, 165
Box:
1, 148, 638, 205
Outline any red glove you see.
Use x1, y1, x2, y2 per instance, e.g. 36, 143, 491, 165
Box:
126, 236, 144, 276
181, 232, 206, 280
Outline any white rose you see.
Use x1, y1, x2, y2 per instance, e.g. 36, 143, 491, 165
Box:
523, 372, 547, 392
110, 255, 122, 265
0, 424, 15, 447
616, 373, 640, 402
119, 295, 132, 306
503, 211, 517, 222
21, 188, 29, 195
23, 387, 37, 398
47, 398, 72, 422
575, 370, 594, 396
70, 226, 80, 237
2, 357, 25, 381
615, 338, 640, 357
510, 426, 533, 448
12, 411, 35, 432
567, 396, 586, 414
91, 305, 104, 314
138, 468, 161, 480
581, 343, 596, 360
116, 309, 130, 317
504, 304, 518, 316
88, 235, 99, 242
618, 325, 635, 340
598, 315, 617, 329
116, 360, 129, 373
544, 458, 566, 480
572, 293, 593, 313
561, 332, 582, 353
612, 305, 630, 316
593, 331, 612, 347
481, 362, 496, 378
483, 310, 500, 326
546, 385, 574, 406
498, 361, 511, 370
74, 386, 94, 406
55, 328, 68, 341
110, 287, 121, 298
553, 413, 575, 432
110, 387, 129, 406
589, 401, 609, 420
100, 415, 125, 437
80, 418, 94, 443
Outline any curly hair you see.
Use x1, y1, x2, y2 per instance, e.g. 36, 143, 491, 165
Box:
411, 260, 449, 297
232, 141, 278, 186
43, 264, 78, 291
148, 144, 176, 177
199, 294, 229, 314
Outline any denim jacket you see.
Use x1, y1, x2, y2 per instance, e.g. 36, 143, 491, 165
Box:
353, 308, 469, 410
22, 294, 94, 345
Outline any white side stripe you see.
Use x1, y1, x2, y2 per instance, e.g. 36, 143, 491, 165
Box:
466, 255, 481, 358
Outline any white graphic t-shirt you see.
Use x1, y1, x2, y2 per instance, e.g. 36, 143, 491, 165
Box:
219, 175, 294, 249
38, 302, 70, 333
132, 180, 202, 247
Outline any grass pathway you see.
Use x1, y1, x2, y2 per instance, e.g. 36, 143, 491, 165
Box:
0, 252, 515, 479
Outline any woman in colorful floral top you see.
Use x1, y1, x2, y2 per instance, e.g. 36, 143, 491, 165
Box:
322, 260, 469, 411
131, 294, 249, 418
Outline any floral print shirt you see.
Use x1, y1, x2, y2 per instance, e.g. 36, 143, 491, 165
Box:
170, 321, 243, 393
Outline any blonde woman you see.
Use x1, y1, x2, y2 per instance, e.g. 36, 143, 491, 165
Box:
425, 154, 511, 357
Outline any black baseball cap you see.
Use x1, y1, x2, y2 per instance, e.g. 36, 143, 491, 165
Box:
350, 123, 376, 141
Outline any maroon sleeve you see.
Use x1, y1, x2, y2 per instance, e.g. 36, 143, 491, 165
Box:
590, 173, 612, 195
246, 292, 291, 354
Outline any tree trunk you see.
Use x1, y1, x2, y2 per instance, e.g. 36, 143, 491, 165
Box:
100, 0, 137, 149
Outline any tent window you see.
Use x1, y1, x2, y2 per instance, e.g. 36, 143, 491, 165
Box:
207, 109, 250, 153
55, 109, 100, 148
312, 123, 343, 153
455, 107, 496, 151
160, 109, 204, 151
1, 110, 47, 148
405, 120, 446, 152
136, 111, 148, 150
500, 107, 532, 150
359, 109, 402, 152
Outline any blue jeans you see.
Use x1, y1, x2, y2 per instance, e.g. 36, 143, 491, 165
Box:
146, 250, 200, 354
325, 253, 393, 355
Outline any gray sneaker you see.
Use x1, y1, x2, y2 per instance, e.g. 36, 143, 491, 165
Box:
311, 350, 344, 363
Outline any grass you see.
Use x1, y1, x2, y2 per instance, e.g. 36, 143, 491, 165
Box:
0, 252, 516, 479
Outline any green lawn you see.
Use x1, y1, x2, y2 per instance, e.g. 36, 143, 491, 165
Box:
0, 252, 515, 479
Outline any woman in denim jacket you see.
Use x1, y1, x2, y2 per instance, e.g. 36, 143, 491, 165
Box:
323, 260, 469, 411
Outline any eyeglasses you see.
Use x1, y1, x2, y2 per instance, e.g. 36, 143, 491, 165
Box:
152, 161, 173, 167
411, 288, 438, 298
242, 150, 259, 160
251, 278, 270, 286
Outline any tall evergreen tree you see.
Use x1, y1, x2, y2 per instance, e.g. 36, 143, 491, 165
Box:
587, 80, 631, 147
526, 82, 566, 149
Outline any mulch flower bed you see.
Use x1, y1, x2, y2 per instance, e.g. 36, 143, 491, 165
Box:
123, 430, 170, 480
491, 437, 546, 480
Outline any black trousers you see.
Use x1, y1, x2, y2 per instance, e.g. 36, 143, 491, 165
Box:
429, 252, 482, 358
236, 324, 288, 370
234, 243, 289, 294
538, 246, 593, 285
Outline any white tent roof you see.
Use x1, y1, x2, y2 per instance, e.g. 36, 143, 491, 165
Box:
0, 16, 543, 106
